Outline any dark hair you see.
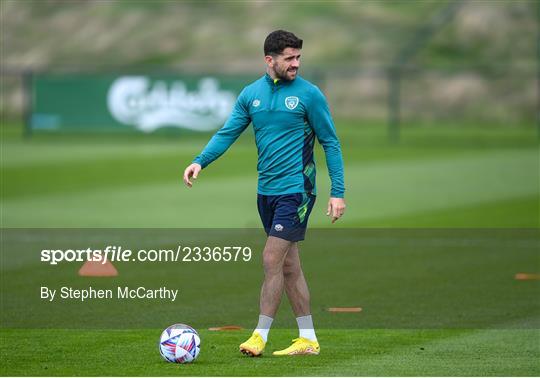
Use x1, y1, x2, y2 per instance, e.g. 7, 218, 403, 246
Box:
264, 30, 303, 56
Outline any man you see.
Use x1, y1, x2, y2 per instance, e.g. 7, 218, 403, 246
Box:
183, 30, 345, 356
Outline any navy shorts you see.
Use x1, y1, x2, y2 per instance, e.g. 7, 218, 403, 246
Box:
257, 193, 316, 242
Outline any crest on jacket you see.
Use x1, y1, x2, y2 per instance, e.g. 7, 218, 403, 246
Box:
285, 96, 299, 110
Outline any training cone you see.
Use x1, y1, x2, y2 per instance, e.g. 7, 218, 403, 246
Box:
78, 260, 118, 277
514, 273, 540, 281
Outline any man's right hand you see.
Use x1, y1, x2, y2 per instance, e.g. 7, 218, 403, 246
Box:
183, 163, 202, 188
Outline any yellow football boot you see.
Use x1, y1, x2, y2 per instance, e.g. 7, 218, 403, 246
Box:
239, 331, 266, 357
272, 337, 320, 356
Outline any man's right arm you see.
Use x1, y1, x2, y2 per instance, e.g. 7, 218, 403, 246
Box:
183, 90, 251, 187
192, 90, 251, 168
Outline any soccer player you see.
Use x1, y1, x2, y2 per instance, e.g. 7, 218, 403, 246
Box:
183, 30, 345, 356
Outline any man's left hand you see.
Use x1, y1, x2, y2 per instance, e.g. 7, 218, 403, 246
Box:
327, 197, 346, 224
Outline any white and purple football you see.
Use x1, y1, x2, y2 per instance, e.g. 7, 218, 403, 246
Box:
159, 324, 201, 363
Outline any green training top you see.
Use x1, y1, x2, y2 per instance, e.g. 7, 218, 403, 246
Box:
193, 73, 345, 198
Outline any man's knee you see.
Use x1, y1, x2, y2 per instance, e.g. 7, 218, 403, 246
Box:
283, 263, 299, 279
283, 254, 301, 279
262, 249, 285, 276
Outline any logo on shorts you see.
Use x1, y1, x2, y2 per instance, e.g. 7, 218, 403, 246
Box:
274, 224, 284, 232
285, 96, 299, 110
253, 99, 261, 107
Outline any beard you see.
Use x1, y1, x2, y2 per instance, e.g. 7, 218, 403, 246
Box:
273, 64, 298, 81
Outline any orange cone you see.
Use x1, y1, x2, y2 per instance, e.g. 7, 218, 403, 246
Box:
327, 307, 362, 313
78, 260, 118, 277
514, 273, 540, 281
208, 325, 244, 331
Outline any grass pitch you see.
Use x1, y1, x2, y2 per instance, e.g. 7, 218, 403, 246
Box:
1, 328, 539, 376
1, 122, 539, 376
1, 122, 538, 228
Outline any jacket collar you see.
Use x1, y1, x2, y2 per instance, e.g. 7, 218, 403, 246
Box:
264, 72, 294, 87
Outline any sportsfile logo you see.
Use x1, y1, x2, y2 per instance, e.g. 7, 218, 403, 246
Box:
107, 76, 236, 132
40, 245, 253, 265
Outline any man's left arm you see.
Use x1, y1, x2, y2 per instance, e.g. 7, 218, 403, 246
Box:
306, 86, 346, 223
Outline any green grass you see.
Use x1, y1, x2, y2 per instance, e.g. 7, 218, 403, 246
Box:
1, 122, 538, 227
1, 328, 539, 376
1, 122, 539, 376
358, 195, 539, 227
3, 228, 538, 330
1, 227, 538, 376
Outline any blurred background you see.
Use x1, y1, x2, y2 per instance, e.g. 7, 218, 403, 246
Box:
1, 0, 538, 228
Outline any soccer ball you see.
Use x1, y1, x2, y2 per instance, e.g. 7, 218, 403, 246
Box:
159, 324, 201, 363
